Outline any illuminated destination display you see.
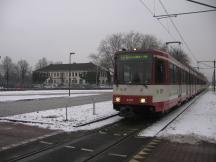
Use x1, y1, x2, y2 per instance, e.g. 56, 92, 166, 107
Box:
119, 54, 149, 61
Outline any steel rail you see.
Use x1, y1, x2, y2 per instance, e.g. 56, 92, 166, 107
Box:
73, 113, 120, 127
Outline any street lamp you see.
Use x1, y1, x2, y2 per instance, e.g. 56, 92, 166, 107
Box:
69, 52, 75, 96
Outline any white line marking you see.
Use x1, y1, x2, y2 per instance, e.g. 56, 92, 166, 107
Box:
81, 148, 94, 152
40, 141, 53, 145
64, 145, 75, 149
4, 127, 12, 130
130, 129, 139, 131
109, 153, 128, 158
0, 131, 62, 151
99, 131, 107, 134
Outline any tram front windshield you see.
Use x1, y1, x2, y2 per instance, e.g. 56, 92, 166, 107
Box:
116, 53, 152, 85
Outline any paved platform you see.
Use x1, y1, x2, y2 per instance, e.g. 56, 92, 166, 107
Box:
0, 122, 58, 151
130, 139, 216, 162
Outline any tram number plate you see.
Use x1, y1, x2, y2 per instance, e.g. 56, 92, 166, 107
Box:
126, 98, 134, 102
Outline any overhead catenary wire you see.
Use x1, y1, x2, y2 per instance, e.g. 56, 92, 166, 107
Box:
138, 0, 178, 43
158, 0, 198, 64
139, 0, 201, 66
186, 0, 216, 9
154, 9, 216, 19
198, 61, 214, 68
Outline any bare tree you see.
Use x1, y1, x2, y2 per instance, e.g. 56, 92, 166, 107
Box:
169, 47, 190, 65
90, 33, 124, 74
99, 33, 124, 69
2, 56, 13, 88
35, 57, 48, 70
90, 32, 163, 72
140, 34, 161, 50
123, 31, 143, 50
17, 59, 30, 86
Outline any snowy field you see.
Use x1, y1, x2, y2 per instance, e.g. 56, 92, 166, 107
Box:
1, 101, 122, 132
0, 89, 112, 102
139, 90, 216, 144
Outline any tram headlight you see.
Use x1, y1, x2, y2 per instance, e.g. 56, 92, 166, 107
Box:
140, 98, 146, 103
115, 97, 121, 103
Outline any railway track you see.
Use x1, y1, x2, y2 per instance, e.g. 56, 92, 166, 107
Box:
1, 91, 206, 162
0, 114, 121, 162
1, 116, 153, 162
22, 119, 152, 162
73, 113, 120, 127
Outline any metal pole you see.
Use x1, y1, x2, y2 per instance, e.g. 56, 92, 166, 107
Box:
69, 54, 71, 96
65, 104, 68, 121
214, 60, 215, 92
92, 97, 96, 115
69, 52, 75, 96
96, 65, 98, 87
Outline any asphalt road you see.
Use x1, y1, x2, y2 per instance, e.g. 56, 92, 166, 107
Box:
0, 92, 112, 117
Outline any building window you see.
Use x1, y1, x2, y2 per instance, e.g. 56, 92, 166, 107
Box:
72, 78, 77, 84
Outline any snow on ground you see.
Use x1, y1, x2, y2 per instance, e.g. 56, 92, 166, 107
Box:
0, 93, 99, 102
0, 89, 112, 102
0, 89, 112, 96
139, 91, 216, 144
0, 101, 122, 132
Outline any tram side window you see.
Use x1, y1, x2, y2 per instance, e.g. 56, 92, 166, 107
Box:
182, 70, 185, 84
177, 67, 181, 84
184, 71, 186, 84
186, 71, 189, 84
169, 64, 173, 84
155, 58, 165, 84
170, 64, 177, 84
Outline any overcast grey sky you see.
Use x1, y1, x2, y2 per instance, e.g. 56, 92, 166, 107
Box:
0, 0, 215, 79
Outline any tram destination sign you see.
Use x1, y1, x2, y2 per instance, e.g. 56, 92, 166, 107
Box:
119, 54, 149, 61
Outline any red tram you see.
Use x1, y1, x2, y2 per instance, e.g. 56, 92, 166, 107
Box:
113, 50, 208, 117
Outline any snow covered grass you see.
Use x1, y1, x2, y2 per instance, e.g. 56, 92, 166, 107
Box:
139, 91, 216, 144
0, 101, 122, 132
0, 89, 112, 102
